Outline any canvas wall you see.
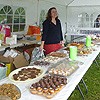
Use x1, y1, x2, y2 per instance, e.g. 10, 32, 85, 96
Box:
0, 0, 67, 35
67, 6, 100, 29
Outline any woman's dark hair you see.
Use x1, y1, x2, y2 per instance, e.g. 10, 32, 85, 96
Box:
96, 14, 100, 21
94, 14, 100, 27
97, 14, 100, 18
46, 7, 58, 20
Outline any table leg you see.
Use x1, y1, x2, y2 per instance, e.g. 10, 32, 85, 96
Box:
94, 59, 99, 67
76, 85, 85, 100
97, 54, 100, 60
81, 78, 88, 94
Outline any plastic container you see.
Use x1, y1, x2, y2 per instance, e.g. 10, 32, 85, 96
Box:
69, 46, 77, 60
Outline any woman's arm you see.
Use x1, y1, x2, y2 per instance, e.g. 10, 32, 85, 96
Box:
58, 19, 64, 46
40, 20, 49, 49
40, 41, 45, 50
59, 20, 63, 41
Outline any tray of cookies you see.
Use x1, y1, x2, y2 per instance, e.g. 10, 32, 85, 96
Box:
48, 60, 79, 76
41, 56, 62, 64
47, 52, 67, 58
9, 66, 47, 83
32, 60, 50, 67
65, 42, 85, 50
30, 74, 67, 99
78, 47, 94, 56
0, 83, 21, 100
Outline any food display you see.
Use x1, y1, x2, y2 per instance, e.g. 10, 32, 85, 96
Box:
78, 48, 92, 56
0, 84, 21, 100
67, 42, 84, 50
33, 60, 50, 66
42, 56, 61, 64
9, 66, 46, 82
49, 62, 79, 76
92, 40, 100, 44
48, 52, 67, 58
90, 34, 100, 40
30, 74, 67, 99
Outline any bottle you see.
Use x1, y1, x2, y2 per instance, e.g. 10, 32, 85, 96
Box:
0, 25, 5, 43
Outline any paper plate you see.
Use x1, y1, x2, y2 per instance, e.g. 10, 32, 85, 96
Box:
8, 66, 46, 83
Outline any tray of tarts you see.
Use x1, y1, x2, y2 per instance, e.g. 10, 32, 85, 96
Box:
64, 42, 85, 51
30, 74, 67, 99
0, 83, 21, 100
8, 66, 47, 83
47, 52, 67, 58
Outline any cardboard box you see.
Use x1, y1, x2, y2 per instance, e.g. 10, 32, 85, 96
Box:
0, 52, 29, 75
0, 55, 14, 76
13, 53, 29, 68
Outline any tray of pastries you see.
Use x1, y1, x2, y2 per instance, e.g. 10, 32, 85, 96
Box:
48, 52, 67, 58
78, 48, 92, 56
41, 56, 62, 64
90, 34, 100, 40
0, 83, 21, 100
33, 60, 50, 66
48, 61, 79, 76
30, 74, 67, 99
66, 42, 85, 50
9, 66, 46, 83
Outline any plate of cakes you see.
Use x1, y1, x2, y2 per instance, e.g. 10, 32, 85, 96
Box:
32, 60, 50, 67
41, 56, 61, 64
30, 74, 67, 99
9, 66, 46, 83
48, 61, 79, 76
78, 48, 93, 56
0, 83, 21, 100
42, 52, 67, 64
47, 52, 67, 58
66, 42, 85, 50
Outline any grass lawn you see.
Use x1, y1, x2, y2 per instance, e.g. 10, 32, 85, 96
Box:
68, 56, 100, 100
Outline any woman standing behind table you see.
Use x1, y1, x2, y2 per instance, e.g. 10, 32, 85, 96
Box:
94, 14, 100, 28
40, 7, 64, 55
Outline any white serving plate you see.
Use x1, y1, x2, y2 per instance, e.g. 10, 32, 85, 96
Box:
8, 66, 47, 83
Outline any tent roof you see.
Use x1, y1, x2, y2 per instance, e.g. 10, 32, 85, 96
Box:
39, 0, 74, 6
69, 0, 100, 6
40, 0, 100, 6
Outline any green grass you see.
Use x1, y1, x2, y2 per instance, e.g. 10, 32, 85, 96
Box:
68, 56, 100, 100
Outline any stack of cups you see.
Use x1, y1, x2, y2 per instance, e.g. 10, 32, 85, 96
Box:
86, 35, 91, 47
69, 46, 77, 60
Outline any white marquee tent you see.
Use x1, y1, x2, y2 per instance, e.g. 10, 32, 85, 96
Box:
0, 0, 100, 35
0, 1, 100, 100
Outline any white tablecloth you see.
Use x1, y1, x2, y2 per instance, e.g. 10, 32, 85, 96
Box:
0, 45, 100, 100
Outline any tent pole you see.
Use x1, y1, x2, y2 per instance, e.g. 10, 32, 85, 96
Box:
65, 0, 75, 34
37, 0, 39, 26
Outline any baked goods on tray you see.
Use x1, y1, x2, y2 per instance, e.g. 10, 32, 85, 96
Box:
48, 52, 67, 58
42, 56, 61, 64
78, 48, 92, 56
67, 42, 84, 50
9, 66, 46, 82
30, 74, 67, 99
0, 84, 21, 100
33, 61, 50, 66
90, 34, 100, 40
49, 62, 79, 76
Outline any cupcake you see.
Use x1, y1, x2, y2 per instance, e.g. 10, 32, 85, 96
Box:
37, 87, 43, 95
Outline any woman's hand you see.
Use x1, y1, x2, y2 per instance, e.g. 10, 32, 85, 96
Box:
60, 41, 64, 47
40, 45, 44, 50
40, 41, 45, 50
